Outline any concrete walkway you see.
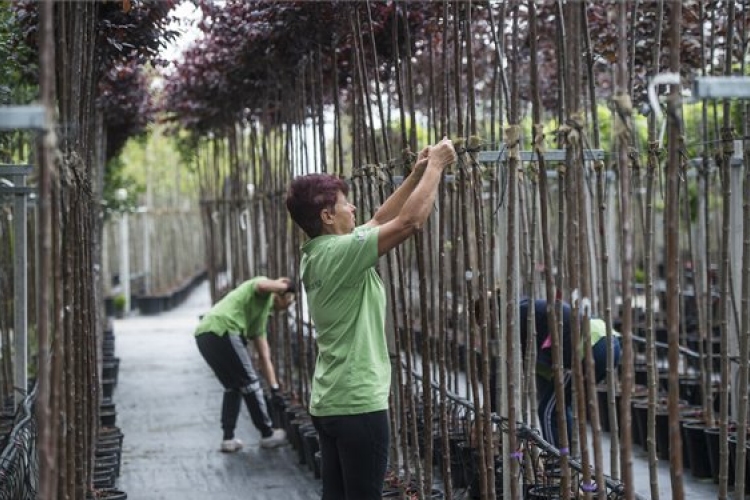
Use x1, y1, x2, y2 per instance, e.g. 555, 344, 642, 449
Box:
114, 281, 320, 500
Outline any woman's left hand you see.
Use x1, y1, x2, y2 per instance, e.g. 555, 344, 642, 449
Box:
411, 146, 430, 178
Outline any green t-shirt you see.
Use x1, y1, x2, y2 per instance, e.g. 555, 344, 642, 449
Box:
195, 276, 274, 340
301, 225, 389, 417
574, 317, 622, 360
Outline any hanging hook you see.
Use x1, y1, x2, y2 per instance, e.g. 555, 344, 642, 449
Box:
647, 72, 681, 124
239, 208, 249, 231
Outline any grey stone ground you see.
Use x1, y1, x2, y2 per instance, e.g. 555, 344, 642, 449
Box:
114, 281, 320, 500
113, 280, 720, 499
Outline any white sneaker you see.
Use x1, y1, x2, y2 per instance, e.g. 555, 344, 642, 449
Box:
220, 438, 243, 453
259, 429, 287, 449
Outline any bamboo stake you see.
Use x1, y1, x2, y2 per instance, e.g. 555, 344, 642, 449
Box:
665, 2, 686, 497
461, 3, 496, 497
644, 142, 661, 500
529, 6, 569, 495
579, 2, 603, 315
365, 1, 391, 161
527, 0, 542, 446
574, 132, 606, 499
52, 181, 64, 498
452, 1, 464, 140
386, 3, 406, 469
398, 8, 433, 496
441, 0, 450, 138
613, 1, 637, 497
387, 4, 421, 484
643, 3, 664, 495
718, 131, 734, 500
486, 1, 509, 126
560, 0, 587, 465
416, 224, 434, 500
400, 248, 422, 488
548, 4, 573, 498
697, 0, 714, 423
332, 34, 343, 177
402, 3, 417, 151
470, 152, 496, 500
450, 176, 461, 396
437, 178, 454, 500
718, 5, 738, 499
552, 161, 571, 500
458, 158, 489, 498
734, 110, 750, 500
37, 0, 57, 495
465, 2, 476, 139
522, 161, 540, 488
733, 14, 749, 497
315, 47, 327, 172
352, 8, 378, 165
501, 4, 523, 499
566, 130, 594, 498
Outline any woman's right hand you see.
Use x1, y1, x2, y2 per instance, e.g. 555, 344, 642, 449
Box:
428, 138, 456, 170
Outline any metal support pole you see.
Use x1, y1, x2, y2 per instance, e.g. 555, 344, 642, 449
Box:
120, 210, 130, 314
115, 188, 130, 314
115, 188, 131, 315
728, 143, 744, 420
13, 173, 28, 404
143, 208, 151, 294
246, 184, 255, 272
145, 149, 153, 294
225, 211, 233, 286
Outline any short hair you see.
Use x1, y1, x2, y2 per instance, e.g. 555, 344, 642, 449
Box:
286, 174, 349, 238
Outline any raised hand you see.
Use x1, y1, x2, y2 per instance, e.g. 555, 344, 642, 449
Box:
411, 146, 431, 178
428, 138, 457, 170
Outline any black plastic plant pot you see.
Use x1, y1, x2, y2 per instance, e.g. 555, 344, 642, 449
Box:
87, 489, 127, 499
526, 485, 562, 499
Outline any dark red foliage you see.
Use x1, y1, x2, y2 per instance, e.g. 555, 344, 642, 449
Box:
159, 0, 747, 135
95, 0, 179, 73
527, 1, 750, 107
160, 1, 441, 134
98, 61, 151, 160
12, 0, 178, 81
10, 0, 179, 159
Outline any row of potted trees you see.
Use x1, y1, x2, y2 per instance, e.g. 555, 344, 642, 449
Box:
89, 323, 127, 499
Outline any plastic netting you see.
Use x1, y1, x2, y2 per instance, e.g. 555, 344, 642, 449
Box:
0, 387, 37, 500
407, 369, 634, 500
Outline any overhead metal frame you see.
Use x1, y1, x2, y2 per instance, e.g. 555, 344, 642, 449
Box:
0, 105, 45, 131
693, 76, 750, 100
0, 105, 46, 405
477, 147, 605, 163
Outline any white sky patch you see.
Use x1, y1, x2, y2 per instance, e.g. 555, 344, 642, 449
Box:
162, 2, 203, 63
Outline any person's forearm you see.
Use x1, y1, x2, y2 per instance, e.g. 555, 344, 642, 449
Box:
370, 167, 423, 225
259, 357, 279, 388
398, 162, 443, 229
256, 278, 290, 294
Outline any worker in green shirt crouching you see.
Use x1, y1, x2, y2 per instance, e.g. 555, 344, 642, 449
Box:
195, 276, 294, 453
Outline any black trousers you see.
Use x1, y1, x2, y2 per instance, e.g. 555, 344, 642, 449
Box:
196, 332, 273, 438
312, 410, 389, 500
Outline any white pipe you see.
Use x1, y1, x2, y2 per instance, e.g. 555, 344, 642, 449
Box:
647, 72, 681, 124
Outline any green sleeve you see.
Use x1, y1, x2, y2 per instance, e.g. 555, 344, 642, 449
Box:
324, 225, 379, 287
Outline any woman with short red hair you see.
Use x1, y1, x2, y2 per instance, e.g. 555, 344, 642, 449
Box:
286, 138, 456, 500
